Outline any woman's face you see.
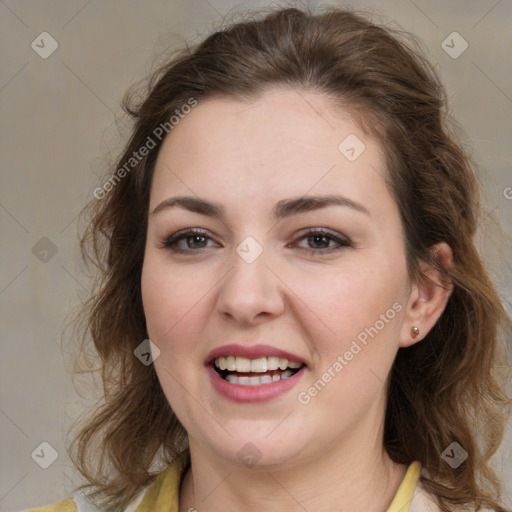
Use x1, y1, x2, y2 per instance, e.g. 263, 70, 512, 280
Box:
141, 88, 413, 468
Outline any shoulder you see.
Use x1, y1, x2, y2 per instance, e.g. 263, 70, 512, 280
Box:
25, 453, 189, 512
410, 479, 495, 512
24, 491, 143, 512
24, 489, 145, 512
25, 498, 77, 512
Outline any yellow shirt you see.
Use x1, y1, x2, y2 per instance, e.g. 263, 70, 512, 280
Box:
388, 461, 422, 511
27, 458, 423, 512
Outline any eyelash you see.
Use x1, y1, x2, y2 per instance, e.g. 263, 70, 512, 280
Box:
161, 227, 351, 256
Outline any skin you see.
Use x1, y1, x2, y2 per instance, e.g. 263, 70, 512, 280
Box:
141, 87, 453, 512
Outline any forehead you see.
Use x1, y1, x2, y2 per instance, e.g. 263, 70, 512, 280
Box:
157, 88, 375, 163
151, 88, 391, 218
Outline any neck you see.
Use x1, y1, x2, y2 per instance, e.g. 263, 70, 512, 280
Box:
179, 418, 408, 512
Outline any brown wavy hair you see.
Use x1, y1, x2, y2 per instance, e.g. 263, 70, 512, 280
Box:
69, 5, 511, 511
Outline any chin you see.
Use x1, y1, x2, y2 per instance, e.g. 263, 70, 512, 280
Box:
198, 430, 310, 471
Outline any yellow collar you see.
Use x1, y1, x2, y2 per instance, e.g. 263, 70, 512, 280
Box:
387, 461, 422, 511
134, 452, 189, 512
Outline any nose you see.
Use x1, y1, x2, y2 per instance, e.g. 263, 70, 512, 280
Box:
216, 245, 285, 325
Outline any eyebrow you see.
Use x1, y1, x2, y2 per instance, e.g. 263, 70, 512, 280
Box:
150, 194, 371, 220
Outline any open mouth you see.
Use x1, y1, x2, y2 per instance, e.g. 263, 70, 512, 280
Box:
213, 356, 305, 386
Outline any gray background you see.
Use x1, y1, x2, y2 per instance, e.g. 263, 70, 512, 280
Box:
0, 0, 511, 510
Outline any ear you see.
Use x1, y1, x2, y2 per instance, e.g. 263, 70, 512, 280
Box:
399, 242, 454, 348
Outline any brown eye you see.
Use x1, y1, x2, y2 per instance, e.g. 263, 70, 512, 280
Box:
307, 234, 331, 249
184, 235, 208, 249
293, 229, 351, 255
163, 228, 219, 254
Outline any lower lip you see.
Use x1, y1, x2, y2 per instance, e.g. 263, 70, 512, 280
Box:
206, 365, 306, 403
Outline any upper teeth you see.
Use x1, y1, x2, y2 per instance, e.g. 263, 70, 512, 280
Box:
214, 356, 302, 373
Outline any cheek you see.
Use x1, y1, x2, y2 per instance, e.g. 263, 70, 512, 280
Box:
295, 267, 405, 419
141, 255, 203, 345
290, 260, 405, 350
141, 258, 208, 406
141, 262, 172, 339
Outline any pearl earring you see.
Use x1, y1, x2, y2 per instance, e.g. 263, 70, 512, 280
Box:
411, 326, 420, 338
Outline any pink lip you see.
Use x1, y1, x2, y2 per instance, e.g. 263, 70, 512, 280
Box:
205, 343, 305, 366
206, 364, 307, 403
205, 344, 307, 403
